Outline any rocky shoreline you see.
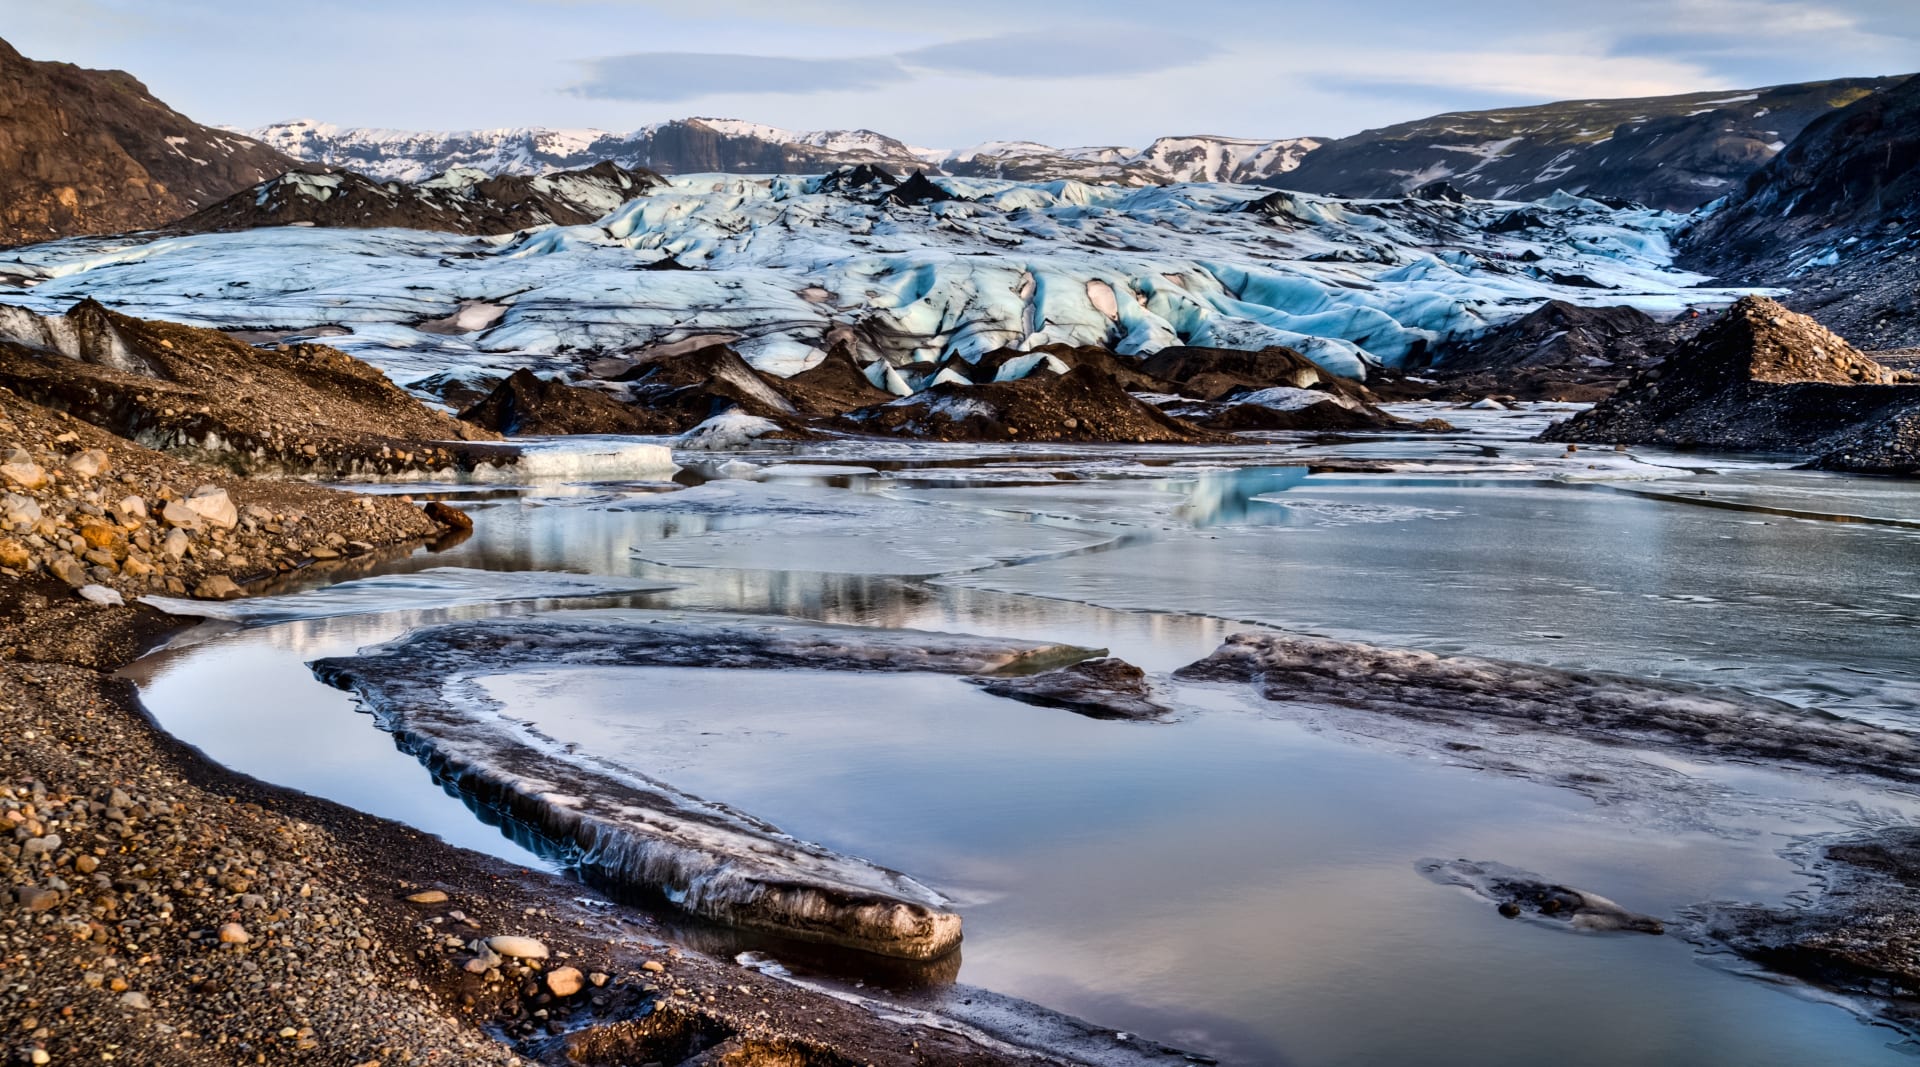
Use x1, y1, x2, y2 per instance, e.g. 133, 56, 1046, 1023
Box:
0, 364, 1160, 1064
2, 574, 1130, 1066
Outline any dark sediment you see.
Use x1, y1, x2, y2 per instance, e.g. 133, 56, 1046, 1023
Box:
1416, 301, 1690, 402
1543, 296, 1920, 474
461, 369, 660, 436
840, 364, 1221, 443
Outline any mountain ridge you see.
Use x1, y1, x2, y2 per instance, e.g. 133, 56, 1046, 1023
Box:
0, 37, 295, 247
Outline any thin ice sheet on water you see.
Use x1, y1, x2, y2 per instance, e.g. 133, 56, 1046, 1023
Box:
615, 480, 1116, 576
142, 567, 676, 626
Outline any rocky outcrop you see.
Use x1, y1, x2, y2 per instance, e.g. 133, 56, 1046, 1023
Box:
1543, 297, 1920, 473
0, 301, 498, 476
1276, 76, 1907, 211
174, 160, 665, 236
0, 37, 293, 247
1682, 75, 1920, 349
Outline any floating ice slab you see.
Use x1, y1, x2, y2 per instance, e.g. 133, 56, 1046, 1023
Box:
309, 611, 1101, 958
142, 567, 675, 626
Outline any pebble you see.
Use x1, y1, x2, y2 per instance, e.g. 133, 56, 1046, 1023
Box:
77, 584, 125, 607
118, 992, 152, 1011
192, 575, 243, 600
406, 889, 449, 904
487, 935, 550, 960
545, 966, 584, 997
217, 922, 250, 944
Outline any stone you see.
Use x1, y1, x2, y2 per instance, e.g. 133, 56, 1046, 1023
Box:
78, 523, 120, 550
74, 855, 99, 874
160, 500, 202, 529
14, 887, 60, 912
486, 935, 549, 960
183, 485, 238, 529
589, 972, 609, 987
2, 492, 40, 527
118, 991, 151, 1011
162, 527, 190, 560
641, 960, 665, 973
67, 449, 110, 479
545, 966, 584, 997
423, 501, 473, 533
0, 459, 46, 490
217, 922, 250, 944
76, 584, 124, 607
192, 575, 243, 600
0, 539, 28, 570
405, 889, 448, 904
115, 495, 147, 521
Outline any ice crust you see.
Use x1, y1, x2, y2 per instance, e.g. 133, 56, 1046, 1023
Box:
616, 480, 1117, 576
0, 177, 1751, 396
141, 567, 675, 626
309, 612, 1101, 958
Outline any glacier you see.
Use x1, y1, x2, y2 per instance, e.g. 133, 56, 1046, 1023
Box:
0, 173, 1752, 398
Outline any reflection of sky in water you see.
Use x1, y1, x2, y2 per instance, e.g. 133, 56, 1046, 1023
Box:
130, 436, 1920, 1066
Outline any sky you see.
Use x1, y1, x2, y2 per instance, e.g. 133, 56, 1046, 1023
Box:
5, 0, 1915, 148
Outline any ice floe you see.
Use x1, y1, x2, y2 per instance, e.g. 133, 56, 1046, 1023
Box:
309, 611, 1101, 957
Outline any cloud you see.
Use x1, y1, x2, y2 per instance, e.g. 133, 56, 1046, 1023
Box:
899, 28, 1221, 78
571, 25, 1221, 102
571, 52, 908, 102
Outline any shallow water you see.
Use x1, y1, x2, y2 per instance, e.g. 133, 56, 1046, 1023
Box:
130, 412, 1920, 1065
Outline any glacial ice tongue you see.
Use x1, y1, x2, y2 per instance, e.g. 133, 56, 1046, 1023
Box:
0, 177, 1751, 392
308, 612, 1103, 958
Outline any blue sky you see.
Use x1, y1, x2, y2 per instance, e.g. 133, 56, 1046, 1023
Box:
6, 0, 1914, 146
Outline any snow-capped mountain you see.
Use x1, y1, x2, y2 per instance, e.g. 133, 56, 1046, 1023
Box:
1279, 76, 1909, 211
245, 118, 1321, 186
929, 135, 1322, 184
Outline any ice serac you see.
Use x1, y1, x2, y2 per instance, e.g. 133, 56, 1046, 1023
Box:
1176, 631, 1920, 783
309, 612, 1103, 959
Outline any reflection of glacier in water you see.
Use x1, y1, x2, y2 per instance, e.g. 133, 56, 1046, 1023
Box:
130, 425, 1920, 1066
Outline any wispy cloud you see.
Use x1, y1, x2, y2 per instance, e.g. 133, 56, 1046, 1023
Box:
899, 28, 1220, 78
571, 27, 1220, 102
571, 52, 908, 102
